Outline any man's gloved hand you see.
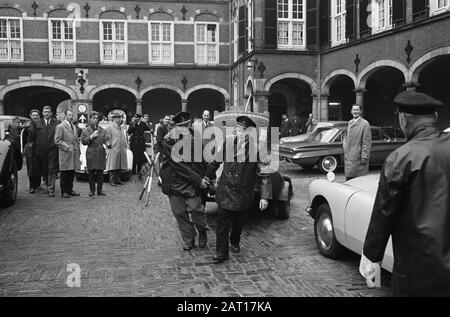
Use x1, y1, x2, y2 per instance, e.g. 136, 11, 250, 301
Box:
259, 199, 269, 211
359, 253, 381, 288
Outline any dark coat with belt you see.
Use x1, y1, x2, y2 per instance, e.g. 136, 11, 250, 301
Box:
205, 135, 270, 211
32, 118, 60, 175
159, 127, 204, 197
363, 124, 450, 296
81, 125, 111, 170
128, 121, 149, 163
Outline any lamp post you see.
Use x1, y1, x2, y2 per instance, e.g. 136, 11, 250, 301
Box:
77, 70, 86, 94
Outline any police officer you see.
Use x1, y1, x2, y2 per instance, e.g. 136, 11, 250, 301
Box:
159, 111, 209, 251
360, 90, 450, 296
205, 115, 270, 263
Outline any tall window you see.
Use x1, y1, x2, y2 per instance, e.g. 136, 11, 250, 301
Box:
247, 0, 254, 51
331, 0, 346, 46
233, 81, 239, 107
438, 0, 449, 9
49, 19, 75, 63
233, 14, 238, 62
431, 0, 450, 15
149, 22, 173, 64
277, 0, 306, 48
100, 21, 127, 63
375, 0, 392, 31
0, 17, 22, 62
195, 23, 218, 65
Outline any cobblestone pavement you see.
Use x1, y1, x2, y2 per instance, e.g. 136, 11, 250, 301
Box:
0, 162, 391, 297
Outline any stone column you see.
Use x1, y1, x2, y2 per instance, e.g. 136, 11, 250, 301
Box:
253, 92, 270, 113
312, 95, 319, 121
181, 99, 188, 112
0, 100, 4, 115
320, 94, 329, 121
136, 99, 143, 115
354, 88, 367, 115
405, 0, 413, 24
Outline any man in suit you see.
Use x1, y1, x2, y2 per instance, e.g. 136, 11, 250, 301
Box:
54, 109, 81, 198
105, 111, 128, 186
288, 114, 302, 136
128, 114, 150, 175
32, 105, 60, 197
24, 109, 41, 193
193, 110, 215, 147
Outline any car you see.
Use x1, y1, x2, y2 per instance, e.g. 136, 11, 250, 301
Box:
279, 125, 406, 173
0, 115, 28, 206
76, 110, 133, 181
280, 121, 348, 144
306, 174, 393, 273
444, 127, 450, 133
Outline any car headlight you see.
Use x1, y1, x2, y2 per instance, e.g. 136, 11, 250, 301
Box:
293, 153, 303, 159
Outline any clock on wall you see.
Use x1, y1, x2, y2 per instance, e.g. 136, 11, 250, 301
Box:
77, 104, 87, 113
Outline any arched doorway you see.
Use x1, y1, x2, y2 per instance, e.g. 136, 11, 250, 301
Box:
187, 88, 225, 121
327, 75, 356, 121
3, 86, 71, 117
268, 78, 312, 128
417, 54, 450, 130
364, 67, 405, 127
142, 88, 182, 125
93, 88, 136, 124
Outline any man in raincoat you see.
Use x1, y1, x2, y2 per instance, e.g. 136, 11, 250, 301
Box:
343, 104, 372, 181
105, 111, 128, 186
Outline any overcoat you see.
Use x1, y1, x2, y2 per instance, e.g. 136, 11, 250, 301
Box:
363, 124, 450, 296
32, 118, 60, 175
105, 122, 128, 171
54, 121, 81, 171
128, 121, 149, 163
81, 125, 111, 170
343, 117, 372, 177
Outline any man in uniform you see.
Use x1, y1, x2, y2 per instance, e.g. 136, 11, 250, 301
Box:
159, 111, 209, 251
32, 105, 60, 197
360, 91, 450, 296
205, 115, 270, 263
343, 104, 372, 181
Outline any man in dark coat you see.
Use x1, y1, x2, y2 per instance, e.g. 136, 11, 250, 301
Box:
32, 105, 60, 197
205, 115, 270, 263
154, 115, 171, 183
128, 114, 150, 175
159, 111, 209, 251
24, 109, 41, 193
288, 114, 302, 136
360, 91, 450, 296
81, 111, 112, 196
280, 114, 289, 137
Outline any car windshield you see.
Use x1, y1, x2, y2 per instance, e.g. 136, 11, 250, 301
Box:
307, 127, 339, 143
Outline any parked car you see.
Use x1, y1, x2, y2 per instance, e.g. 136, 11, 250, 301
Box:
280, 121, 348, 144
444, 127, 450, 133
279, 125, 406, 173
306, 173, 393, 273
0, 115, 28, 206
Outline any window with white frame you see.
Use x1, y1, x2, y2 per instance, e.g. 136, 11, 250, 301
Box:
149, 22, 173, 64
49, 19, 75, 63
195, 23, 218, 65
233, 14, 238, 62
277, 0, 306, 48
247, 0, 254, 51
373, 0, 392, 32
233, 81, 238, 107
331, 0, 346, 46
100, 20, 127, 63
0, 17, 23, 62
430, 0, 450, 15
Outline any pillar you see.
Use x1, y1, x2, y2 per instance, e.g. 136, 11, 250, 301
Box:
312, 95, 319, 121
136, 99, 142, 115
253, 92, 270, 113
181, 99, 188, 112
354, 88, 367, 115
320, 94, 329, 121
0, 100, 4, 115
405, 0, 413, 24
404, 81, 419, 91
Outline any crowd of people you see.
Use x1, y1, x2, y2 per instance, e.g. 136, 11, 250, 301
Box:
280, 113, 317, 137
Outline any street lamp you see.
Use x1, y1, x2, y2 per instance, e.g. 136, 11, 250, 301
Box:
77, 70, 86, 94
246, 58, 258, 74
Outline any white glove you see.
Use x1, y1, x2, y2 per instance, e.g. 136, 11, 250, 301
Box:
359, 253, 381, 288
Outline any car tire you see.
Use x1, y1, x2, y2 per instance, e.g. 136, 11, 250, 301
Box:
313, 203, 346, 259
318, 156, 339, 174
1, 159, 18, 207
275, 200, 290, 219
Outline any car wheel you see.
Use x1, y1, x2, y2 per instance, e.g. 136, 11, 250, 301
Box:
313, 203, 346, 259
1, 160, 18, 207
275, 200, 290, 219
318, 156, 338, 174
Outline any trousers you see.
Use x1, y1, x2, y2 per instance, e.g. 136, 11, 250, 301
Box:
215, 207, 244, 256
60, 170, 75, 194
88, 170, 104, 193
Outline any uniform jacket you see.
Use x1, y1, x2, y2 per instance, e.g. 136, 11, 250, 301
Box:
54, 120, 81, 171
32, 118, 60, 174
343, 117, 372, 177
159, 127, 204, 197
128, 121, 150, 163
105, 122, 128, 171
288, 118, 302, 136
81, 124, 111, 170
205, 135, 271, 211
363, 124, 450, 296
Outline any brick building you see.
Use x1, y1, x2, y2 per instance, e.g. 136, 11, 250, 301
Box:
0, 0, 449, 128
